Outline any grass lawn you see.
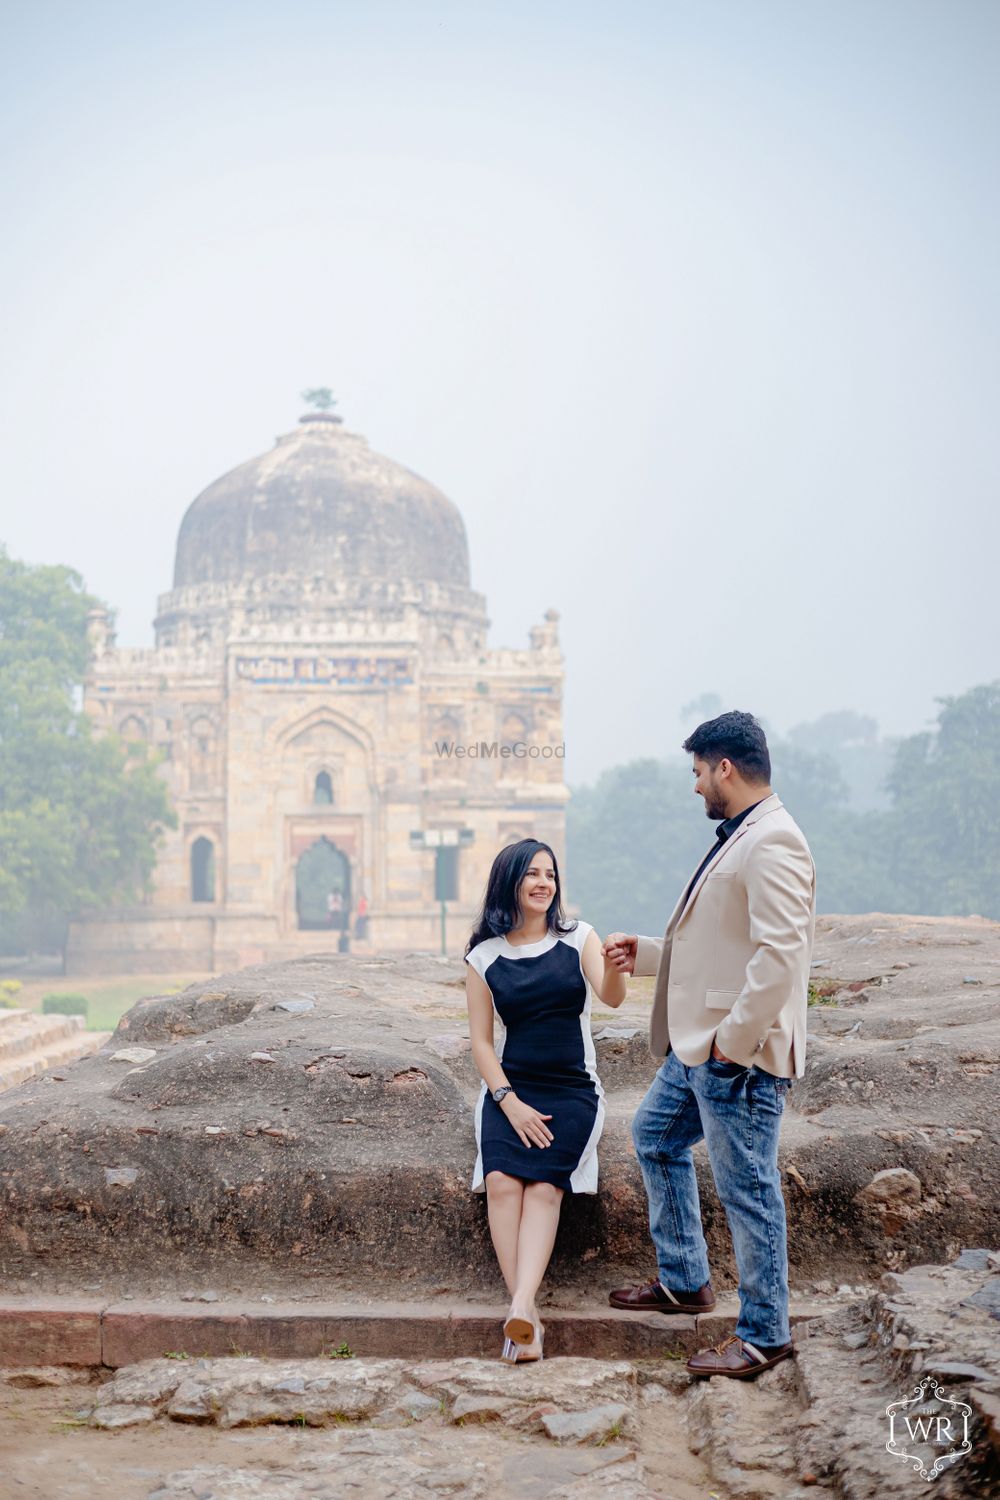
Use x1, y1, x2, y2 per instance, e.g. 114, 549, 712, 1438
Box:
1, 973, 211, 1033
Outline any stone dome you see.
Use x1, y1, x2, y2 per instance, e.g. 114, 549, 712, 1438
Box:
173, 412, 471, 590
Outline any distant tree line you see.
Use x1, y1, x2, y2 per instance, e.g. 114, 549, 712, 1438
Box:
0, 548, 175, 959
566, 684, 1000, 933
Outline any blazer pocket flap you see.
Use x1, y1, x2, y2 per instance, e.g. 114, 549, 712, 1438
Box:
705, 989, 741, 1011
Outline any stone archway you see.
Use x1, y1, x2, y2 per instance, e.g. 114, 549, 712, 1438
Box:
296, 837, 351, 931
190, 837, 216, 903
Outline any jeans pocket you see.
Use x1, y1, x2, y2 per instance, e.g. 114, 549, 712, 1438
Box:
706, 1055, 749, 1076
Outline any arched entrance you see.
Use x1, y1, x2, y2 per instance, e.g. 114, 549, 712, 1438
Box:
191, 837, 215, 903
296, 836, 351, 931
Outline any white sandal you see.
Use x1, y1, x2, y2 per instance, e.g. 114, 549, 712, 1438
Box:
501, 1321, 544, 1363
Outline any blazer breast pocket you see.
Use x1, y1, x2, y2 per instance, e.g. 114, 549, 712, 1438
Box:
705, 989, 741, 1011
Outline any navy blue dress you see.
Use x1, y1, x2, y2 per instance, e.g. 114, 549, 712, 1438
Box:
466, 921, 605, 1194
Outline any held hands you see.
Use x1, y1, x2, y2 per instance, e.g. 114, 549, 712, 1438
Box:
602, 933, 637, 974
500, 1094, 554, 1149
599, 934, 736, 1062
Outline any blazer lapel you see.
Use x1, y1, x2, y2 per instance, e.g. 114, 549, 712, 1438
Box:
673, 793, 784, 930
663, 885, 688, 939
674, 830, 742, 926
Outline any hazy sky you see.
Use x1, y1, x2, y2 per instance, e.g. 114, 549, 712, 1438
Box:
2, 0, 997, 784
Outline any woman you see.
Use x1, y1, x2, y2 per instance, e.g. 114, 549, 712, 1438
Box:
465, 838, 626, 1363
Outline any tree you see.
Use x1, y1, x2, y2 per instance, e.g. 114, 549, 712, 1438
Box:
769, 743, 890, 913
787, 709, 896, 811
788, 710, 879, 751
884, 682, 1000, 918
567, 737, 888, 927
680, 692, 724, 725
566, 758, 710, 936
0, 547, 176, 958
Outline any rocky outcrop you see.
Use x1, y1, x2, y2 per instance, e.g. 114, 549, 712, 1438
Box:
0, 915, 997, 1300
789, 1256, 1000, 1496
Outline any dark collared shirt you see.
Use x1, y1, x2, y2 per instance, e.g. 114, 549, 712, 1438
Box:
681, 800, 766, 910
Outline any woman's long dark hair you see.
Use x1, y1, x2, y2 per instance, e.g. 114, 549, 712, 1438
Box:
466, 838, 577, 954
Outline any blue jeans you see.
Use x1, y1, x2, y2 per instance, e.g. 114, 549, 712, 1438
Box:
631, 1047, 794, 1347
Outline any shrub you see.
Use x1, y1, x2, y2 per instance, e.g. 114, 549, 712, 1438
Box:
41, 993, 89, 1017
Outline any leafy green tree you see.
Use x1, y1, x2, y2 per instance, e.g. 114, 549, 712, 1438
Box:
884, 682, 1000, 918
0, 547, 176, 957
766, 741, 887, 912
566, 757, 709, 936
787, 709, 896, 811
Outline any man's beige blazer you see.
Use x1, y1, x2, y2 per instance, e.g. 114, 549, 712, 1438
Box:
634, 793, 815, 1080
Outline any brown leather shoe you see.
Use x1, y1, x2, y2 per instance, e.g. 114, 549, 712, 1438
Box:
686, 1334, 794, 1378
608, 1278, 716, 1314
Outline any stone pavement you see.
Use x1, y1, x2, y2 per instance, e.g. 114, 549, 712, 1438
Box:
3, 1258, 999, 1499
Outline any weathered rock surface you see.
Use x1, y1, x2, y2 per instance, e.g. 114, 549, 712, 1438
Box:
776, 914, 1000, 1286
790, 1256, 1000, 1496
70, 1252, 1000, 1496
146, 1432, 652, 1500
88, 1353, 638, 1432
80, 1354, 656, 1496
0, 915, 997, 1299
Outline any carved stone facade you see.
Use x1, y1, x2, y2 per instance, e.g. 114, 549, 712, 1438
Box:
67, 410, 566, 974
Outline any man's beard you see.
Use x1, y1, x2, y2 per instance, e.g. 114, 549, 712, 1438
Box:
703, 788, 728, 820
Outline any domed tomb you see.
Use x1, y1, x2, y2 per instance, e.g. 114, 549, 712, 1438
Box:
173, 411, 471, 590
73, 395, 567, 977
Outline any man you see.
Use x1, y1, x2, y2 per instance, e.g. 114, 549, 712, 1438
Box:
603, 710, 815, 1379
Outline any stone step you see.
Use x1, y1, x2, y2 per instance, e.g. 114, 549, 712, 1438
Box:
0, 1010, 91, 1065
0, 1027, 110, 1091
0, 1292, 839, 1370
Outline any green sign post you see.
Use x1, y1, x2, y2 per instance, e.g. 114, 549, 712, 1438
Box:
409, 828, 475, 955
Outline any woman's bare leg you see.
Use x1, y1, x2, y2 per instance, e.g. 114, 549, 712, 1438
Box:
509, 1181, 564, 1351
485, 1171, 525, 1295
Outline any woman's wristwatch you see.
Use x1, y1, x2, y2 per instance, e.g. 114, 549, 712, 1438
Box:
492, 1085, 514, 1104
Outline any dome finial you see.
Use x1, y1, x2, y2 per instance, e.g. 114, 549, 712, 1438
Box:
300, 387, 343, 424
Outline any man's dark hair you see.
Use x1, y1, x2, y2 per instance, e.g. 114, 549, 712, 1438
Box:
682, 710, 771, 784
